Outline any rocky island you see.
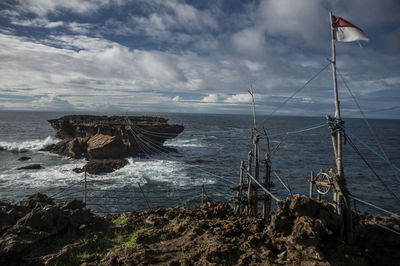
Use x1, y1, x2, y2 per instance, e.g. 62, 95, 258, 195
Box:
41, 115, 184, 174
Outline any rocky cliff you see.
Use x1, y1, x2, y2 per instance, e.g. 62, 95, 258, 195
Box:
42, 115, 184, 173
1, 194, 399, 265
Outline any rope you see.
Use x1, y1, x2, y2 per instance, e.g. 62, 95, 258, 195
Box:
374, 223, 400, 237
337, 68, 391, 162
344, 134, 400, 207
269, 62, 331, 116
349, 195, 400, 218
242, 167, 279, 201
49, 179, 83, 199
267, 121, 327, 138
267, 159, 315, 173
335, 122, 400, 174
272, 171, 291, 193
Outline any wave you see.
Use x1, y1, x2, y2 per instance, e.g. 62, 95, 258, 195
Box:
0, 136, 58, 152
165, 138, 206, 148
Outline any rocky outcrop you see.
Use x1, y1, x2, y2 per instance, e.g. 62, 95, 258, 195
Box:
0, 193, 105, 266
42, 115, 184, 173
17, 164, 42, 170
1, 194, 399, 265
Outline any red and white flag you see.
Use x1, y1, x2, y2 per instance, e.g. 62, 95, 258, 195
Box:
332, 16, 368, 42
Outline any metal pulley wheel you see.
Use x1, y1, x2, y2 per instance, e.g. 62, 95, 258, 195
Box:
315, 172, 332, 195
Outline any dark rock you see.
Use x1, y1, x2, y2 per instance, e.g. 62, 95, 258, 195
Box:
72, 167, 84, 173
17, 156, 31, 161
42, 115, 183, 173
87, 134, 128, 159
20, 193, 54, 209
17, 164, 42, 170
82, 159, 129, 174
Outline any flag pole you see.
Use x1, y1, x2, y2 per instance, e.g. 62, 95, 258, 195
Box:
329, 11, 353, 244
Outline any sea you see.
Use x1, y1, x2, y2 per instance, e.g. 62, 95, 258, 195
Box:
0, 110, 399, 216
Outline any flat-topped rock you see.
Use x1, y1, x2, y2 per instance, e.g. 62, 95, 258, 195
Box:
41, 115, 184, 173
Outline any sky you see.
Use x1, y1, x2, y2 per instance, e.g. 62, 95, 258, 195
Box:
0, 0, 399, 118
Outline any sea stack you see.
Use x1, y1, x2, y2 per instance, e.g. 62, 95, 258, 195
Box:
42, 115, 184, 173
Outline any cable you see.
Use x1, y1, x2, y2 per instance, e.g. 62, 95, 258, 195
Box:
345, 134, 400, 207
269, 62, 331, 117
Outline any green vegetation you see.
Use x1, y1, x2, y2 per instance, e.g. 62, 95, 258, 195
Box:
112, 215, 128, 225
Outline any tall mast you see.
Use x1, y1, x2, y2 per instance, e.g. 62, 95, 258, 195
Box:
329, 11, 353, 244
329, 11, 343, 178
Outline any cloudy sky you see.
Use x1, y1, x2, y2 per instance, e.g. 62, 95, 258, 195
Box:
0, 0, 399, 118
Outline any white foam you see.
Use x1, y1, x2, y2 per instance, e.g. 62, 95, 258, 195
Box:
0, 158, 86, 189
165, 138, 206, 148
0, 136, 58, 152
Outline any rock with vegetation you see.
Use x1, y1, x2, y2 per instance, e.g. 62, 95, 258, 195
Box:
1, 194, 399, 265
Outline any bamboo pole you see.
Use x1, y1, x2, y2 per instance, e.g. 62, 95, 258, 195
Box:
236, 160, 245, 215
84, 167, 87, 204
309, 171, 314, 199
247, 151, 253, 215
329, 11, 353, 244
138, 183, 151, 210
263, 153, 271, 220
253, 133, 260, 216
202, 184, 205, 205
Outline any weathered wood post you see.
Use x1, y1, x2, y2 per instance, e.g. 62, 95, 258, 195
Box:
235, 160, 245, 215
247, 151, 253, 215
309, 171, 315, 199
202, 184, 205, 205
84, 167, 87, 204
138, 183, 151, 210
253, 133, 260, 216
263, 153, 271, 220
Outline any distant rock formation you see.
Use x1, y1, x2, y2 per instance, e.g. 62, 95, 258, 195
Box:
41, 115, 184, 174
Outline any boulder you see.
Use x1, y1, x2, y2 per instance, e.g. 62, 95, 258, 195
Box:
17, 156, 31, 161
82, 159, 129, 174
17, 164, 41, 170
87, 134, 128, 159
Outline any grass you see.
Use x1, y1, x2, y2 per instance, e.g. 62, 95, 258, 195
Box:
112, 215, 128, 225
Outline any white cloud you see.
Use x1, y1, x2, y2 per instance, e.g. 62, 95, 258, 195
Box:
225, 94, 251, 103
232, 28, 267, 58
258, 0, 327, 47
202, 94, 220, 102
172, 96, 181, 102
16, 0, 111, 17
10, 17, 64, 28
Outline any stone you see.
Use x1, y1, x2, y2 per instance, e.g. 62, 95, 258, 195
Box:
17, 156, 31, 161
82, 159, 129, 174
87, 134, 128, 159
17, 164, 41, 170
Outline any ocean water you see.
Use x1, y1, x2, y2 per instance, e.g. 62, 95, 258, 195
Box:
0, 110, 399, 215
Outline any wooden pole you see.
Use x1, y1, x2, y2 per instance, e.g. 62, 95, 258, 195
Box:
202, 184, 205, 205
329, 11, 353, 244
309, 171, 315, 199
236, 160, 245, 215
138, 183, 151, 210
247, 151, 253, 215
84, 167, 87, 204
263, 153, 271, 220
253, 133, 260, 216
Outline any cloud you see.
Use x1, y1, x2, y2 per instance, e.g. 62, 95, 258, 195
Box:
231, 28, 267, 58
10, 17, 64, 28
202, 94, 220, 102
15, 0, 111, 17
225, 94, 251, 103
